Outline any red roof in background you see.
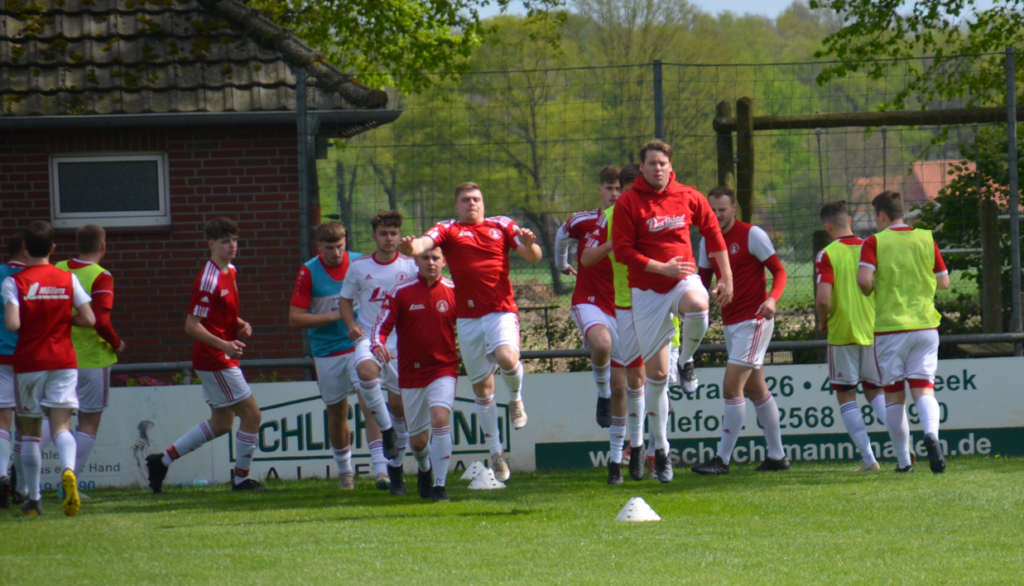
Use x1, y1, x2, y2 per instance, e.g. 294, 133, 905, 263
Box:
851, 160, 977, 207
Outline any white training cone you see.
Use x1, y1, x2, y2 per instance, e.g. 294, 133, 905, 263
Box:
615, 497, 661, 522
461, 461, 487, 481
468, 467, 506, 490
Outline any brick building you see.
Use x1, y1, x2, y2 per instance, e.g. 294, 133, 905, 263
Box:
0, 0, 399, 372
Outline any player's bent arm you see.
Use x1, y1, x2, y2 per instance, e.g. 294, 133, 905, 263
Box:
336, 297, 362, 336
581, 241, 613, 267
515, 242, 543, 263
3, 301, 18, 332
857, 266, 875, 295
400, 235, 435, 257
288, 305, 339, 329
72, 301, 96, 328
814, 283, 832, 325
184, 313, 237, 353
554, 225, 573, 271
711, 252, 735, 306
936, 273, 950, 290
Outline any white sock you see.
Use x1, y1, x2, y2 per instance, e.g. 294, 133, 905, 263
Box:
359, 379, 393, 432
74, 431, 96, 475
753, 394, 785, 460
53, 429, 76, 473
13, 439, 25, 494
646, 377, 670, 452
21, 436, 41, 501
915, 394, 941, 438
840, 401, 876, 465
474, 395, 503, 455
388, 416, 409, 467
430, 426, 453, 487
626, 385, 646, 447
163, 421, 215, 467
414, 448, 431, 472
886, 401, 912, 468
680, 310, 710, 363
717, 396, 746, 465
501, 362, 524, 404
592, 361, 611, 399
369, 440, 387, 475
332, 445, 353, 474
39, 418, 52, 452
233, 429, 258, 484
0, 429, 11, 476
870, 393, 888, 427
609, 416, 626, 464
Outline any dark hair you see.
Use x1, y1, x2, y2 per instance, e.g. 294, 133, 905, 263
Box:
819, 201, 849, 225
7, 235, 23, 257
639, 140, 673, 162
454, 181, 482, 200
23, 221, 55, 258
871, 191, 904, 221
371, 210, 403, 232
599, 166, 621, 185
316, 221, 346, 243
76, 224, 106, 255
204, 217, 239, 241
707, 186, 735, 203
619, 164, 642, 188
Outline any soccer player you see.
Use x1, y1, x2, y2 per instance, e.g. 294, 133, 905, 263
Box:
815, 201, 888, 472
400, 182, 543, 482
858, 191, 950, 473
0, 236, 27, 508
613, 141, 733, 483
691, 186, 790, 475
338, 210, 417, 494
554, 165, 621, 429
54, 224, 127, 482
3, 221, 95, 516
371, 247, 458, 502
146, 217, 265, 492
288, 221, 365, 489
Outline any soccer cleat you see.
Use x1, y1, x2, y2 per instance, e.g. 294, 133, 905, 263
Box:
490, 452, 511, 482
232, 478, 267, 491
509, 400, 528, 429
607, 461, 624, 486
431, 486, 450, 502
628, 444, 646, 481
755, 456, 791, 472
678, 360, 698, 397
596, 397, 612, 428
856, 461, 882, 472
895, 464, 915, 473
691, 455, 730, 475
375, 470, 391, 490
654, 448, 673, 483
381, 426, 401, 460
338, 472, 355, 490
20, 498, 42, 516
388, 464, 406, 496
417, 468, 434, 499
145, 454, 169, 494
11, 490, 25, 506
923, 433, 946, 474
0, 475, 10, 509
646, 455, 656, 480
61, 470, 81, 516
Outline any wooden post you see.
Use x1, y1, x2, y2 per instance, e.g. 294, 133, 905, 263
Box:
736, 97, 754, 223
716, 101, 734, 188
980, 197, 1004, 333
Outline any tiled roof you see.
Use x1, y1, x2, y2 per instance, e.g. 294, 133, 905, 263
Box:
0, 0, 388, 116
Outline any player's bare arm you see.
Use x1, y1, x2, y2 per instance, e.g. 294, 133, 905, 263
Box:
237, 317, 252, 338
857, 266, 875, 296
709, 253, 734, 307
580, 240, 613, 267
288, 305, 342, 330
185, 313, 245, 359
336, 297, 363, 340
372, 344, 393, 364
936, 273, 950, 290
815, 282, 832, 334
3, 300, 17, 332
515, 228, 543, 262
72, 300, 96, 328
399, 235, 434, 257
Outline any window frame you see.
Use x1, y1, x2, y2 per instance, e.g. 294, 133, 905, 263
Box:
49, 152, 171, 229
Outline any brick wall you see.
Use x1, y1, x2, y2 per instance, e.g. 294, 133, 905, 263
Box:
0, 124, 307, 370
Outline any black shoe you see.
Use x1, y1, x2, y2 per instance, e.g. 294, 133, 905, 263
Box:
756, 456, 791, 471
596, 396, 612, 428
388, 464, 406, 496
608, 461, 624, 486
231, 478, 266, 491
628, 444, 646, 481
678, 360, 698, 397
655, 448, 673, 483
895, 464, 915, 473
923, 433, 946, 474
691, 455, 730, 475
0, 475, 10, 509
381, 426, 400, 460
431, 486, 450, 502
145, 454, 169, 494
20, 498, 42, 516
417, 468, 434, 499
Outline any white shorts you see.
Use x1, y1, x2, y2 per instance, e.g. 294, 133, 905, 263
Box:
667, 345, 681, 386
827, 344, 881, 387
631, 275, 705, 362
614, 309, 643, 368
571, 303, 619, 354
724, 317, 774, 368
313, 353, 358, 406
352, 337, 400, 393
873, 329, 939, 386
0, 364, 14, 409
457, 312, 520, 384
76, 366, 111, 413
196, 367, 253, 409
15, 369, 79, 417
401, 376, 457, 436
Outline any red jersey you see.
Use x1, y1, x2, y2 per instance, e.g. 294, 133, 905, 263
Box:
2, 264, 90, 373
188, 260, 240, 371
815, 235, 864, 285
556, 210, 615, 316
697, 221, 787, 325
371, 276, 459, 388
612, 173, 727, 293
859, 225, 948, 275
425, 216, 522, 318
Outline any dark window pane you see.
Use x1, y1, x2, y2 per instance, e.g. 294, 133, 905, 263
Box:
58, 161, 161, 213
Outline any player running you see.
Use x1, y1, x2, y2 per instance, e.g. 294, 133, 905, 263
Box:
3, 221, 95, 516
858, 191, 950, 473
691, 186, 789, 474
288, 221, 365, 490
338, 211, 417, 494
371, 247, 458, 502
613, 142, 733, 483
815, 201, 888, 472
401, 182, 542, 482
554, 166, 621, 429
0, 236, 27, 508
146, 217, 265, 493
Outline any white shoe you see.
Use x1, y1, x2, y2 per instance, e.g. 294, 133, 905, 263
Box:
338, 472, 355, 490
856, 461, 881, 472
490, 453, 511, 482
509, 400, 528, 429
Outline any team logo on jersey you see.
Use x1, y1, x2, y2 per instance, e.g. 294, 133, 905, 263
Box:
409, 303, 425, 310
489, 228, 502, 240
730, 243, 740, 255
647, 215, 687, 232
24, 282, 68, 300
221, 289, 230, 297
397, 273, 408, 280
437, 300, 449, 312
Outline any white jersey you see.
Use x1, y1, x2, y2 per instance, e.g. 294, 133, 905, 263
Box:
340, 252, 417, 347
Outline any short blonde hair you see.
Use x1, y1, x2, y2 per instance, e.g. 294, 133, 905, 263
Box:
316, 221, 346, 242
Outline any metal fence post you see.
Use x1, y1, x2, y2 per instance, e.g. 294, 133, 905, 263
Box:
1006, 48, 1022, 355
296, 68, 314, 378
653, 60, 664, 140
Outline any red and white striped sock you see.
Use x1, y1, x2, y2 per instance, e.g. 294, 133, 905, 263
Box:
753, 394, 785, 460
626, 385, 646, 447
369, 440, 387, 475
332, 445, 353, 475
53, 429, 76, 474
0, 429, 11, 477
12, 439, 25, 494
74, 431, 96, 475
233, 430, 258, 484
21, 436, 42, 501
389, 417, 408, 467
501, 362, 524, 404
430, 426, 453, 487
608, 416, 626, 464
717, 396, 747, 464
162, 421, 215, 467
359, 379, 393, 432
474, 395, 503, 455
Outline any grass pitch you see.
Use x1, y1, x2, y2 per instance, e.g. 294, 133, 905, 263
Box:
3, 457, 1022, 584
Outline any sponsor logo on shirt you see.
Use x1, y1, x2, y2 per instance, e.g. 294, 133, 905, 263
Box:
730, 243, 740, 255
409, 304, 425, 310
647, 215, 688, 232
436, 300, 449, 312
24, 282, 69, 300
459, 230, 476, 239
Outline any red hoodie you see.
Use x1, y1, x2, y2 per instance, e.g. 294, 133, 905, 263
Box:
612, 173, 727, 294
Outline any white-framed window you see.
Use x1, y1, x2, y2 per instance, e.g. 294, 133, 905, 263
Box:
49, 153, 170, 229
